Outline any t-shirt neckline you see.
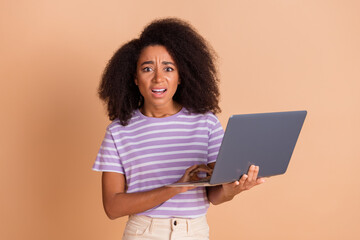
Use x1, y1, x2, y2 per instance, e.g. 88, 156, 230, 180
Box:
136, 107, 185, 122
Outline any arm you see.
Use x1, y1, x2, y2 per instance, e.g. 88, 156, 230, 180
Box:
102, 172, 181, 219
102, 165, 210, 219
206, 163, 266, 205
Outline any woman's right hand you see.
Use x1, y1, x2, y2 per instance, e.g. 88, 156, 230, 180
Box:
175, 164, 213, 192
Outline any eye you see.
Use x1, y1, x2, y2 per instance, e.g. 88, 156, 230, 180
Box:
142, 67, 152, 72
164, 67, 174, 72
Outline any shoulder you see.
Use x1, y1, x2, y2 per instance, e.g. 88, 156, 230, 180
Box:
105, 110, 142, 133
181, 108, 220, 126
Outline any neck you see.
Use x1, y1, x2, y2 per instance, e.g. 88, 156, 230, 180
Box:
141, 102, 182, 118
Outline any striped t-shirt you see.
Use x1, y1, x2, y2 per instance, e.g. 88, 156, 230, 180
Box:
92, 108, 224, 218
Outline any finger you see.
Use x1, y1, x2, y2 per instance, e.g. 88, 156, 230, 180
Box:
185, 164, 198, 174
252, 166, 259, 182
183, 165, 199, 180
256, 177, 266, 184
239, 174, 248, 185
195, 164, 213, 173
233, 181, 241, 189
179, 165, 199, 182
190, 164, 213, 175
247, 165, 255, 182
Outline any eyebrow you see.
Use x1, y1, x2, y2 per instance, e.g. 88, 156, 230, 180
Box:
140, 61, 176, 66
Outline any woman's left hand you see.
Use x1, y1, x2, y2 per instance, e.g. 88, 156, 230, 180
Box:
221, 165, 266, 200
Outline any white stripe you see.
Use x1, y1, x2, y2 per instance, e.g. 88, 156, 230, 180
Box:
208, 114, 219, 122
178, 112, 217, 122
115, 135, 208, 149
208, 152, 218, 157
109, 119, 120, 125
125, 158, 202, 172
167, 198, 204, 203
179, 112, 214, 118
121, 142, 207, 157
112, 120, 210, 135
92, 168, 124, 174
209, 134, 223, 142
97, 153, 119, 160
127, 183, 164, 193
109, 117, 144, 130
207, 120, 216, 126
94, 161, 121, 167
128, 166, 186, 179
123, 150, 207, 164
178, 189, 205, 195
177, 115, 203, 119
153, 206, 207, 211
210, 126, 224, 135
100, 146, 118, 152
113, 127, 209, 141
208, 143, 221, 150
105, 128, 209, 143
129, 175, 182, 187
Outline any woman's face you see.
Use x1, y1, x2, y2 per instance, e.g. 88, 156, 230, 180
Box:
135, 45, 180, 112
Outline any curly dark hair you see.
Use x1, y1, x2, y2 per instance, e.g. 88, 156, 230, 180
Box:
98, 18, 221, 126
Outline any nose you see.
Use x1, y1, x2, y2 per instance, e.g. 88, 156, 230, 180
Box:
153, 68, 164, 83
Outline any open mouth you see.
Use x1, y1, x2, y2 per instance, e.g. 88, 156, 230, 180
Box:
152, 88, 167, 94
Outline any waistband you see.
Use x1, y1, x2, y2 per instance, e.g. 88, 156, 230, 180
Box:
128, 214, 208, 234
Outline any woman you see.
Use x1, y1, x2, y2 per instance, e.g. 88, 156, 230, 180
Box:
93, 18, 265, 240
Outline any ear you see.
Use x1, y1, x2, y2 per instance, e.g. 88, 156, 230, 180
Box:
178, 79, 181, 85
134, 76, 138, 85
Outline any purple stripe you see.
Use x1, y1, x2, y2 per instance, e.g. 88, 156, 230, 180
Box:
126, 160, 201, 173
128, 169, 190, 183
122, 152, 207, 168
163, 201, 208, 208
116, 129, 210, 141
174, 193, 207, 200
96, 155, 120, 164
141, 207, 208, 217
120, 144, 207, 159
128, 178, 179, 190
116, 137, 208, 151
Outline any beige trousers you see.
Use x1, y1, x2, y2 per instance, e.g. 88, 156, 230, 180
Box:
122, 215, 209, 240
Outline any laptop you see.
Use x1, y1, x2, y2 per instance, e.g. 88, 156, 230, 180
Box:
168, 110, 307, 187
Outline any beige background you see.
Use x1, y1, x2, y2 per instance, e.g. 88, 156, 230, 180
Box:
1, 0, 359, 239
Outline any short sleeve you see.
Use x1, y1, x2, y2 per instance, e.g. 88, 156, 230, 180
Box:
207, 115, 224, 164
92, 127, 125, 174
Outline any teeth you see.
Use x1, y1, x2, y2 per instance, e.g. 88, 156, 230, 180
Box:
152, 89, 166, 95
152, 89, 166, 92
